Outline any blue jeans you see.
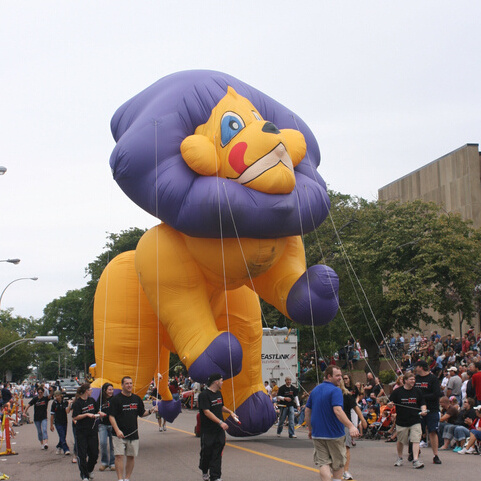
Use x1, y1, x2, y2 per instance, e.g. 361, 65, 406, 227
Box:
55, 423, 70, 452
99, 424, 115, 467
277, 406, 295, 437
454, 425, 470, 441
34, 419, 48, 442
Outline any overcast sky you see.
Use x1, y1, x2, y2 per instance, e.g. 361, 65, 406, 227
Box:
1, 1, 480, 319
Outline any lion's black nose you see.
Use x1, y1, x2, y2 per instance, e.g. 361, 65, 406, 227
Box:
262, 122, 280, 134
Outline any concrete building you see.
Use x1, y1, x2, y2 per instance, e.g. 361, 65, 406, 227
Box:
378, 143, 481, 336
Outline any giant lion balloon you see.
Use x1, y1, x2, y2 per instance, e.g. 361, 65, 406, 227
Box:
91, 70, 339, 436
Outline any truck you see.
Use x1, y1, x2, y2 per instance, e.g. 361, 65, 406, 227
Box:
261, 327, 298, 387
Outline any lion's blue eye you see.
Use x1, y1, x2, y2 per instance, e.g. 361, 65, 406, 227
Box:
221, 112, 245, 147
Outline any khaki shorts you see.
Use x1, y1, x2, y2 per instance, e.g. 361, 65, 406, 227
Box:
112, 436, 140, 457
396, 424, 422, 445
312, 437, 347, 471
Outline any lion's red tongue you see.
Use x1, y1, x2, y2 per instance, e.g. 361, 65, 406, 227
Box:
228, 142, 248, 174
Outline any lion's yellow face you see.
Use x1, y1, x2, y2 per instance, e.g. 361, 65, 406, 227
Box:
180, 87, 306, 195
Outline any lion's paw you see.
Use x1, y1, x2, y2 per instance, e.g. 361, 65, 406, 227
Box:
286, 264, 339, 325
225, 391, 276, 437
154, 399, 182, 423
188, 332, 243, 383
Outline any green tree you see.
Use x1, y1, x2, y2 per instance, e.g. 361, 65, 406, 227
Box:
306, 194, 481, 373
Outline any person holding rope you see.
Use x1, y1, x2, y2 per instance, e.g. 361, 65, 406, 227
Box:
109, 376, 157, 481
72, 383, 106, 481
389, 370, 427, 469
414, 360, 442, 464
198, 373, 240, 481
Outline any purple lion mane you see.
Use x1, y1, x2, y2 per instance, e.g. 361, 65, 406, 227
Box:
110, 70, 330, 238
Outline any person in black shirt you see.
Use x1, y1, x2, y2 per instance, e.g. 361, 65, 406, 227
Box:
198, 373, 240, 481
25, 385, 49, 449
50, 390, 71, 455
109, 376, 156, 481
414, 360, 442, 464
72, 383, 105, 481
390, 371, 427, 469
276, 376, 300, 438
98, 382, 116, 471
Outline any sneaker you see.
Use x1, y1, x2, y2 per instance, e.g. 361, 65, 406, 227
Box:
55, 448, 61, 455
202, 474, 209, 481
419, 441, 428, 448
99, 465, 107, 471
289, 435, 297, 438
343, 471, 354, 480
109, 466, 115, 471
407, 453, 413, 462
88, 473, 94, 479
163, 426, 167, 431
433, 455, 442, 464
458, 447, 476, 454
394, 457, 403, 467
453, 446, 462, 453
64, 451, 71, 456
277, 434, 281, 437
413, 460, 424, 469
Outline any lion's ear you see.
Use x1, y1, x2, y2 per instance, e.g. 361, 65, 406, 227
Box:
281, 129, 307, 167
180, 134, 220, 176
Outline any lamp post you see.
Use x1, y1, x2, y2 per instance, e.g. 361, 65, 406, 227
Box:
0, 259, 21, 265
0, 277, 38, 309
0, 335, 58, 358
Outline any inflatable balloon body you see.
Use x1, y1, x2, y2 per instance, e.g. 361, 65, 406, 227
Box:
91, 70, 339, 436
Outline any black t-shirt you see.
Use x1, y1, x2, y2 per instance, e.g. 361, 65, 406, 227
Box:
343, 393, 357, 421
390, 386, 425, 427
198, 388, 224, 433
1, 388, 12, 405
50, 399, 69, 425
277, 384, 299, 408
29, 395, 49, 422
415, 373, 441, 410
72, 397, 99, 432
109, 393, 145, 440
99, 396, 113, 426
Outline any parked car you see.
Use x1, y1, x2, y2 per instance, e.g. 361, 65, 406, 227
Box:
58, 379, 79, 398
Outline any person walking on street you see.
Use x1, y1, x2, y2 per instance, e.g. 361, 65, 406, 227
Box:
98, 382, 116, 471
109, 376, 157, 481
414, 360, 442, 464
50, 390, 71, 455
72, 383, 105, 481
305, 366, 359, 481
276, 376, 300, 438
25, 385, 49, 449
198, 373, 240, 481
390, 371, 427, 469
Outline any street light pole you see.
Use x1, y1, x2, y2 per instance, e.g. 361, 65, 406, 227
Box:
0, 277, 38, 309
0, 335, 58, 358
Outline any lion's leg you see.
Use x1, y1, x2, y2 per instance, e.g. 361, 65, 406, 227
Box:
91, 251, 162, 399
135, 224, 242, 382
212, 286, 276, 436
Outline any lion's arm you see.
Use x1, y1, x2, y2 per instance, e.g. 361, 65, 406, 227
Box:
251, 236, 306, 318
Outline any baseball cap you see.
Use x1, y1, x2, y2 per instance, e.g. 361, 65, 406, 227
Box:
207, 373, 223, 386
447, 366, 458, 372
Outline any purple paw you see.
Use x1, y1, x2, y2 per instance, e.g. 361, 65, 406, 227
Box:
155, 399, 182, 423
225, 391, 276, 437
188, 332, 243, 383
286, 264, 339, 325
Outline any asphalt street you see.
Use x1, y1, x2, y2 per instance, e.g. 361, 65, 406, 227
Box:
2, 405, 479, 480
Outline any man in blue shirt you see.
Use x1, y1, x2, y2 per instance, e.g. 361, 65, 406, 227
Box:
305, 366, 359, 481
